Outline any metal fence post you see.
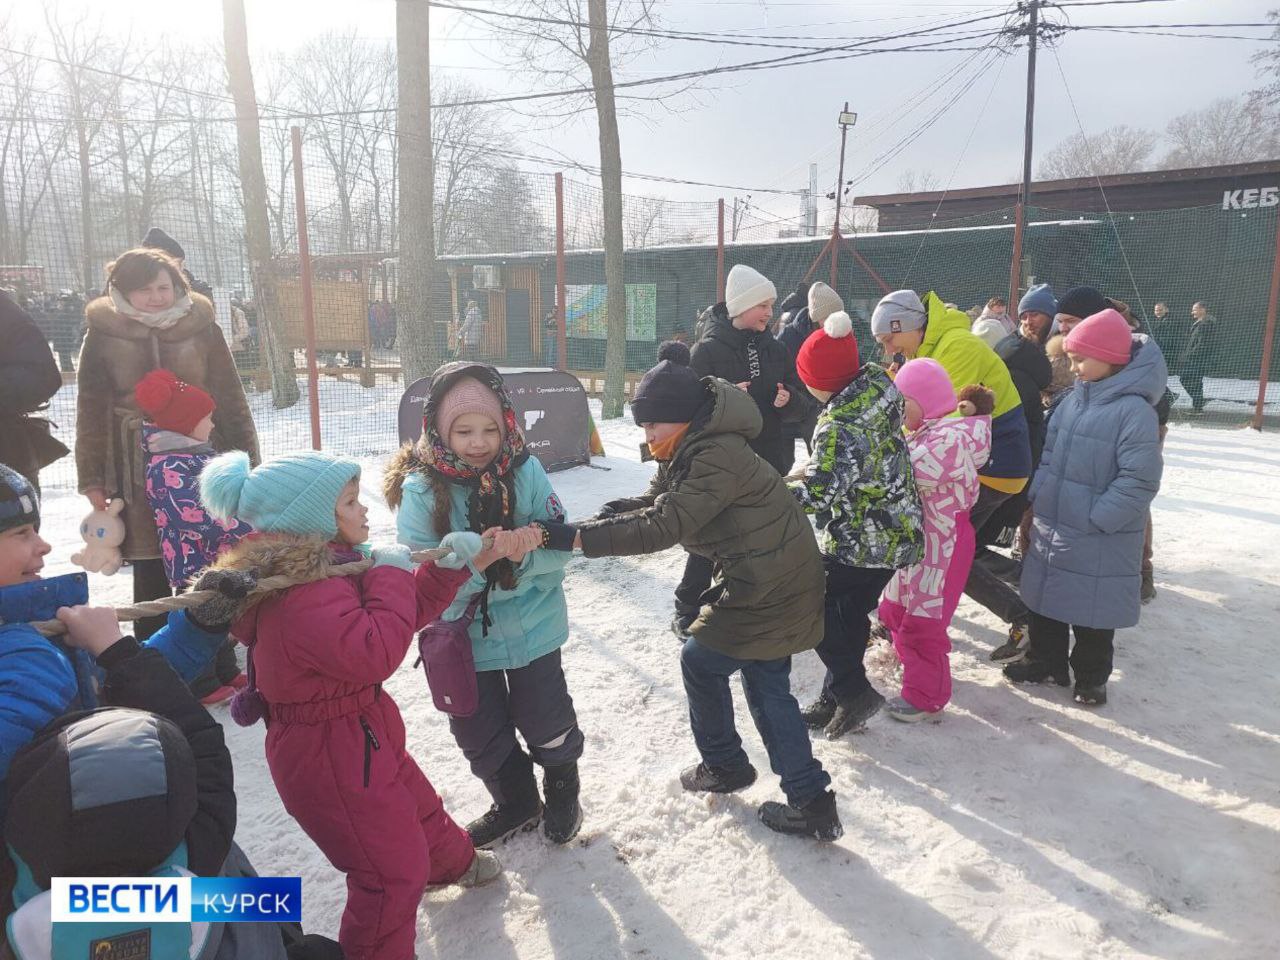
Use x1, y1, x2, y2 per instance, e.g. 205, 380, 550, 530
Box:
1253, 213, 1280, 431
556, 172, 567, 371
291, 126, 321, 451
717, 199, 725, 303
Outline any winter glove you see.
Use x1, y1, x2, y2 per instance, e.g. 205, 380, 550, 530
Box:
371, 545, 415, 572
187, 568, 258, 632
436, 531, 484, 570
535, 521, 578, 552
596, 504, 618, 519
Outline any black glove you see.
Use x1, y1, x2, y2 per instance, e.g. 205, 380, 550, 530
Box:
536, 520, 578, 552
596, 504, 619, 519
187, 568, 258, 632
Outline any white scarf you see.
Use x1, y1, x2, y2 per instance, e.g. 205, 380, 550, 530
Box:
109, 285, 194, 330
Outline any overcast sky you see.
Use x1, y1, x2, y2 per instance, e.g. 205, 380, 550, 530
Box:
8, 0, 1274, 226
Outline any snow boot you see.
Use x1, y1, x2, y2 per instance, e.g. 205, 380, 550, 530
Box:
680, 761, 757, 794
671, 612, 695, 642
758, 790, 843, 842
824, 687, 885, 739
467, 749, 543, 849
426, 850, 503, 891
800, 691, 837, 730
989, 620, 1030, 663
1003, 659, 1070, 687
1141, 571, 1157, 604
542, 762, 583, 845
1074, 683, 1107, 706
886, 696, 941, 723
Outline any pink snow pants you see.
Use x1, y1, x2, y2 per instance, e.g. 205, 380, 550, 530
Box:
879, 513, 976, 713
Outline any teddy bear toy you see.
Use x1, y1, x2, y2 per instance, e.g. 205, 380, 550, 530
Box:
71, 499, 127, 575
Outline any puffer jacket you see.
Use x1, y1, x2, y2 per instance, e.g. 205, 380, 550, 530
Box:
579, 378, 824, 661
916, 292, 1031, 494
388, 451, 571, 673
1020, 335, 1166, 629
789, 364, 923, 570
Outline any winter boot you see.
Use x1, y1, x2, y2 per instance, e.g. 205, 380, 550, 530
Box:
758, 790, 843, 842
824, 687, 885, 739
671, 612, 696, 642
680, 761, 757, 794
542, 762, 583, 845
1140, 571, 1157, 604
886, 696, 941, 723
800, 691, 837, 730
1003, 659, 1070, 687
426, 850, 503, 891
1074, 683, 1107, 706
467, 749, 543, 849
990, 620, 1030, 664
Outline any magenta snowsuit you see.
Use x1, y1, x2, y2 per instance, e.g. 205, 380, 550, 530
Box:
880, 415, 991, 712
226, 538, 475, 960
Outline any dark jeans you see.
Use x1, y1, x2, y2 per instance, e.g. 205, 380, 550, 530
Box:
964, 485, 1030, 625
816, 560, 894, 702
132, 557, 172, 642
447, 649, 584, 804
680, 638, 830, 807
1179, 373, 1205, 411
1027, 611, 1115, 686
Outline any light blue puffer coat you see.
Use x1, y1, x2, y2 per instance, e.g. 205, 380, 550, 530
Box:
1019, 335, 1166, 629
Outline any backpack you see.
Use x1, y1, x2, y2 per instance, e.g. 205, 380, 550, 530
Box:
417, 596, 483, 717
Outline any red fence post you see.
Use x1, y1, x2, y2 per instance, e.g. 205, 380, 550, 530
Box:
291, 126, 321, 451
1008, 201, 1025, 313
717, 199, 726, 303
556, 172, 567, 371
1253, 214, 1280, 430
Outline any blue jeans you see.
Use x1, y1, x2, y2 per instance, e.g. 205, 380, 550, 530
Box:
680, 638, 830, 807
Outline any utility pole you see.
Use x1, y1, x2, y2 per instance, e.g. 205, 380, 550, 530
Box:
808, 163, 819, 237
832, 102, 855, 236
1010, 0, 1040, 309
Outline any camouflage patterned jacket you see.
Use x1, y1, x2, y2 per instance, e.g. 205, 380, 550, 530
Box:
789, 364, 924, 570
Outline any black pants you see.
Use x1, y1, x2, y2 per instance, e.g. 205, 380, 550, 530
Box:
1028, 611, 1115, 686
816, 561, 894, 702
1179, 373, 1205, 411
964, 485, 1030, 625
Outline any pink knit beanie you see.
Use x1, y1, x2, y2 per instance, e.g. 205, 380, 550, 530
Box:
436, 377, 506, 438
894, 358, 957, 420
1064, 308, 1133, 366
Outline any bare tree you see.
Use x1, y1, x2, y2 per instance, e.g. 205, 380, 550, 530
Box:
224, 0, 300, 407
894, 169, 940, 193
1250, 10, 1280, 108
624, 196, 667, 247
1036, 125, 1158, 181
1161, 97, 1280, 170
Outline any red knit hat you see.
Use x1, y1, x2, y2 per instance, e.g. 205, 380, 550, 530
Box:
1064, 308, 1133, 366
796, 311, 861, 392
134, 369, 215, 435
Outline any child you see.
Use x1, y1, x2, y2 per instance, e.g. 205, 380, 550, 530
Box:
4, 606, 343, 960
200, 450, 506, 960
573, 343, 842, 841
384, 363, 583, 849
878, 360, 993, 721
1006, 309, 1165, 705
136, 367, 253, 703
788, 311, 924, 737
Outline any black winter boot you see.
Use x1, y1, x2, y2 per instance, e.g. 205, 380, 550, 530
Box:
680, 761, 757, 794
800, 691, 837, 729
542, 762, 583, 845
824, 687, 885, 739
758, 789, 843, 841
467, 749, 543, 849
1003, 659, 1071, 686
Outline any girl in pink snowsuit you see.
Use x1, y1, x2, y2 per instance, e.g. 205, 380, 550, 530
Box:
879, 359, 992, 721
199, 450, 514, 960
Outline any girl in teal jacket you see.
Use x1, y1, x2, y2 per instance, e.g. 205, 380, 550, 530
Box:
385, 362, 583, 850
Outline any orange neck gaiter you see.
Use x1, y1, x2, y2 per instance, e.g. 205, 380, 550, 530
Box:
648, 423, 692, 461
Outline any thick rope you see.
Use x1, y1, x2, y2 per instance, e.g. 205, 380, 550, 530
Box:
30, 547, 454, 638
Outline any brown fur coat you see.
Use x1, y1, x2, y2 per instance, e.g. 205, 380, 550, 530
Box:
74, 293, 260, 560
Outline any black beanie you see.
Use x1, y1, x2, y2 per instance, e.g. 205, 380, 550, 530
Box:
1056, 285, 1110, 320
631, 341, 706, 425
141, 226, 185, 261
0, 463, 39, 534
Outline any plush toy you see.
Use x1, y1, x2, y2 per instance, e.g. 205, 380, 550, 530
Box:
71, 499, 127, 575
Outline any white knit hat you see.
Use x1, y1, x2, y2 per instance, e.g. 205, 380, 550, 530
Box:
724, 264, 778, 319
807, 281, 845, 326
971, 316, 1007, 349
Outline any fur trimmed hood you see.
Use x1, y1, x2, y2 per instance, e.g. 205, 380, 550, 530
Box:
85, 292, 217, 342
212, 533, 356, 610
382, 444, 423, 512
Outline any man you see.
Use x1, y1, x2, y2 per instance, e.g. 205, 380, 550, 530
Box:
1148, 301, 1187, 370
976, 296, 1016, 337
140, 227, 214, 299
1179, 302, 1218, 415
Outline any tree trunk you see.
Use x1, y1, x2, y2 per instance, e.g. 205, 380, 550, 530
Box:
396, 0, 440, 386
587, 0, 628, 419
223, 0, 299, 407
76, 120, 93, 294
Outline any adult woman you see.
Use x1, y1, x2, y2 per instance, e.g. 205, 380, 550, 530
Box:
75, 248, 259, 642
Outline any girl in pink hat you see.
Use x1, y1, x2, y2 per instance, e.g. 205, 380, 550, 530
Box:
879, 358, 993, 721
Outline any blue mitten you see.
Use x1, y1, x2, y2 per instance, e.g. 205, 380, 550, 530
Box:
371, 545, 415, 572
437, 531, 484, 570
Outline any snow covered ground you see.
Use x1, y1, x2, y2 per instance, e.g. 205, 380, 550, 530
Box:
35, 380, 1280, 960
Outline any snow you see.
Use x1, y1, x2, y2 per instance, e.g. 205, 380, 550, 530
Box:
35, 379, 1280, 960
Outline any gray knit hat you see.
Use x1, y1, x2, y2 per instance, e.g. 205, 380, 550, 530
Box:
0, 464, 39, 533
871, 290, 928, 336
807, 282, 845, 326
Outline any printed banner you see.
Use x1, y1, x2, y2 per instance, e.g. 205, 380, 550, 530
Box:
565, 283, 656, 340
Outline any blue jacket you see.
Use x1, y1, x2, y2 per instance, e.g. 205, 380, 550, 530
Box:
1020, 335, 1167, 629
395, 456, 572, 672
0, 572, 225, 807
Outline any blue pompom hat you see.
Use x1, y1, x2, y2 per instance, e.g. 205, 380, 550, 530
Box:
199, 450, 360, 541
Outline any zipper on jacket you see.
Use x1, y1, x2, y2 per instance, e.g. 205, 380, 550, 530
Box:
359, 716, 381, 788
